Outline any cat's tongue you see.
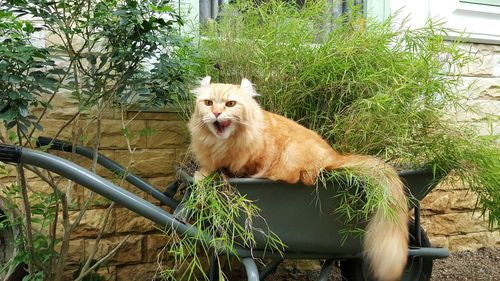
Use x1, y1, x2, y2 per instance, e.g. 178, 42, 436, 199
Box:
218, 120, 231, 127
215, 120, 231, 135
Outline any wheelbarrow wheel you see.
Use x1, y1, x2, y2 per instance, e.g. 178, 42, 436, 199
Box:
340, 219, 433, 281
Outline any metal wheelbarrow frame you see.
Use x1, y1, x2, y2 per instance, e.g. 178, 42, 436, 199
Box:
0, 137, 449, 281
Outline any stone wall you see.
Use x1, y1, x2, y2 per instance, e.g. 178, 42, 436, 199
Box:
72, 110, 188, 281
53, 109, 189, 281
1, 98, 191, 280
420, 43, 500, 251
0, 42, 499, 281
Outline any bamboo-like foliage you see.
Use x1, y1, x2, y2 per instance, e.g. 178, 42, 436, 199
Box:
193, 0, 499, 227
161, 174, 283, 280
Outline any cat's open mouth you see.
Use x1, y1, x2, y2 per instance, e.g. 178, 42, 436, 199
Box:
213, 120, 231, 135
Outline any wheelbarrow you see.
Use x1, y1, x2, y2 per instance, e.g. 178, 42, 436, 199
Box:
0, 136, 449, 281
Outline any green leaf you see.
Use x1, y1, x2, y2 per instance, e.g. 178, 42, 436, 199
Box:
48, 68, 67, 75
21, 21, 34, 33
7, 74, 22, 84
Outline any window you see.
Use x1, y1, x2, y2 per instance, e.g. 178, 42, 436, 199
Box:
461, 0, 500, 7
199, 0, 228, 23
190, 0, 365, 24
365, 0, 500, 44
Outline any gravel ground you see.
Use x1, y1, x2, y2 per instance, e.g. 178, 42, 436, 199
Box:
259, 247, 500, 281
430, 247, 499, 281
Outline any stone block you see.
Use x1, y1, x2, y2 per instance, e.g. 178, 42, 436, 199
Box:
45, 91, 80, 120
54, 239, 85, 265
62, 149, 117, 179
460, 77, 500, 99
63, 208, 116, 238
83, 119, 148, 149
421, 190, 450, 213
120, 181, 151, 202
488, 231, 500, 247
127, 110, 185, 121
62, 266, 78, 281
146, 120, 190, 148
95, 106, 118, 120
114, 207, 156, 233
0, 175, 16, 184
97, 265, 117, 281
45, 31, 65, 47
36, 119, 76, 140
464, 121, 500, 136
70, 184, 86, 208
421, 212, 490, 236
116, 263, 162, 281
454, 99, 500, 122
145, 234, 170, 263
448, 232, 492, 252
422, 177, 481, 219
27, 180, 55, 194
85, 235, 143, 264
462, 44, 496, 76
428, 235, 449, 248
493, 54, 500, 77
115, 149, 177, 178
46, 32, 86, 52
449, 190, 478, 211
63, 262, 116, 281
431, 176, 468, 192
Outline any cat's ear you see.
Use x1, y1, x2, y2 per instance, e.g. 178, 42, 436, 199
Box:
240, 78, 260, 97
192, 76, 211, 97
200, 76, 211, 87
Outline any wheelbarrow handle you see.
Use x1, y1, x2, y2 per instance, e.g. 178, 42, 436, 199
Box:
0, 143, 22, 163
35, 136, 179, 209
0, 144, 200, 236
36, 136, 73, 152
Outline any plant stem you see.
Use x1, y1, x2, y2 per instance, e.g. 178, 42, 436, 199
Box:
16, 123, 36, 273
73, 235, 130, 281
77, 203, 115, 280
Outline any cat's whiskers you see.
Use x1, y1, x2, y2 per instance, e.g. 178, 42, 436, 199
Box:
191, 118, 206, 129
201, 115, 215, 124
234, 118, 252, 127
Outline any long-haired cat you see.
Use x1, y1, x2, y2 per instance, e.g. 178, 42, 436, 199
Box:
189, 76, 409, 281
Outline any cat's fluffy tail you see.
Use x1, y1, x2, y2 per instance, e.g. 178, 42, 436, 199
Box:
327, 155, 408, 281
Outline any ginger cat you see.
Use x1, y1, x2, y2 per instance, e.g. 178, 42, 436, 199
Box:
189, 76, 409, 281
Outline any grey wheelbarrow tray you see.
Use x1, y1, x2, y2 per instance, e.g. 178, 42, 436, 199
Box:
0, 137, 449, 281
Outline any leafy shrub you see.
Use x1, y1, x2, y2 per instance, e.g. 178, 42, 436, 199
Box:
0, 9, 57, 133
0, 1, 198, 280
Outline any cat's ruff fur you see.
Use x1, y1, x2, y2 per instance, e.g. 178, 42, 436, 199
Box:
189, 77, 409, 281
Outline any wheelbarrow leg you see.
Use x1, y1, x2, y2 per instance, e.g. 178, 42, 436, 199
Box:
317, 259, 334, 281
259, 258, 283, 280
242, 258, 260, 281
209, 254, 219, 281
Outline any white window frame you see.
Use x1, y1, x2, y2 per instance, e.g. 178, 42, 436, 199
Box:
366, 0, 500, 44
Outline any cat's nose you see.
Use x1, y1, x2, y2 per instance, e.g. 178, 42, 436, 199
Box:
213, 112, 221, 118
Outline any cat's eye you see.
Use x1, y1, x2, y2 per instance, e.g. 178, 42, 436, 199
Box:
225, 101, 236, 107
204, 100, 213, 106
